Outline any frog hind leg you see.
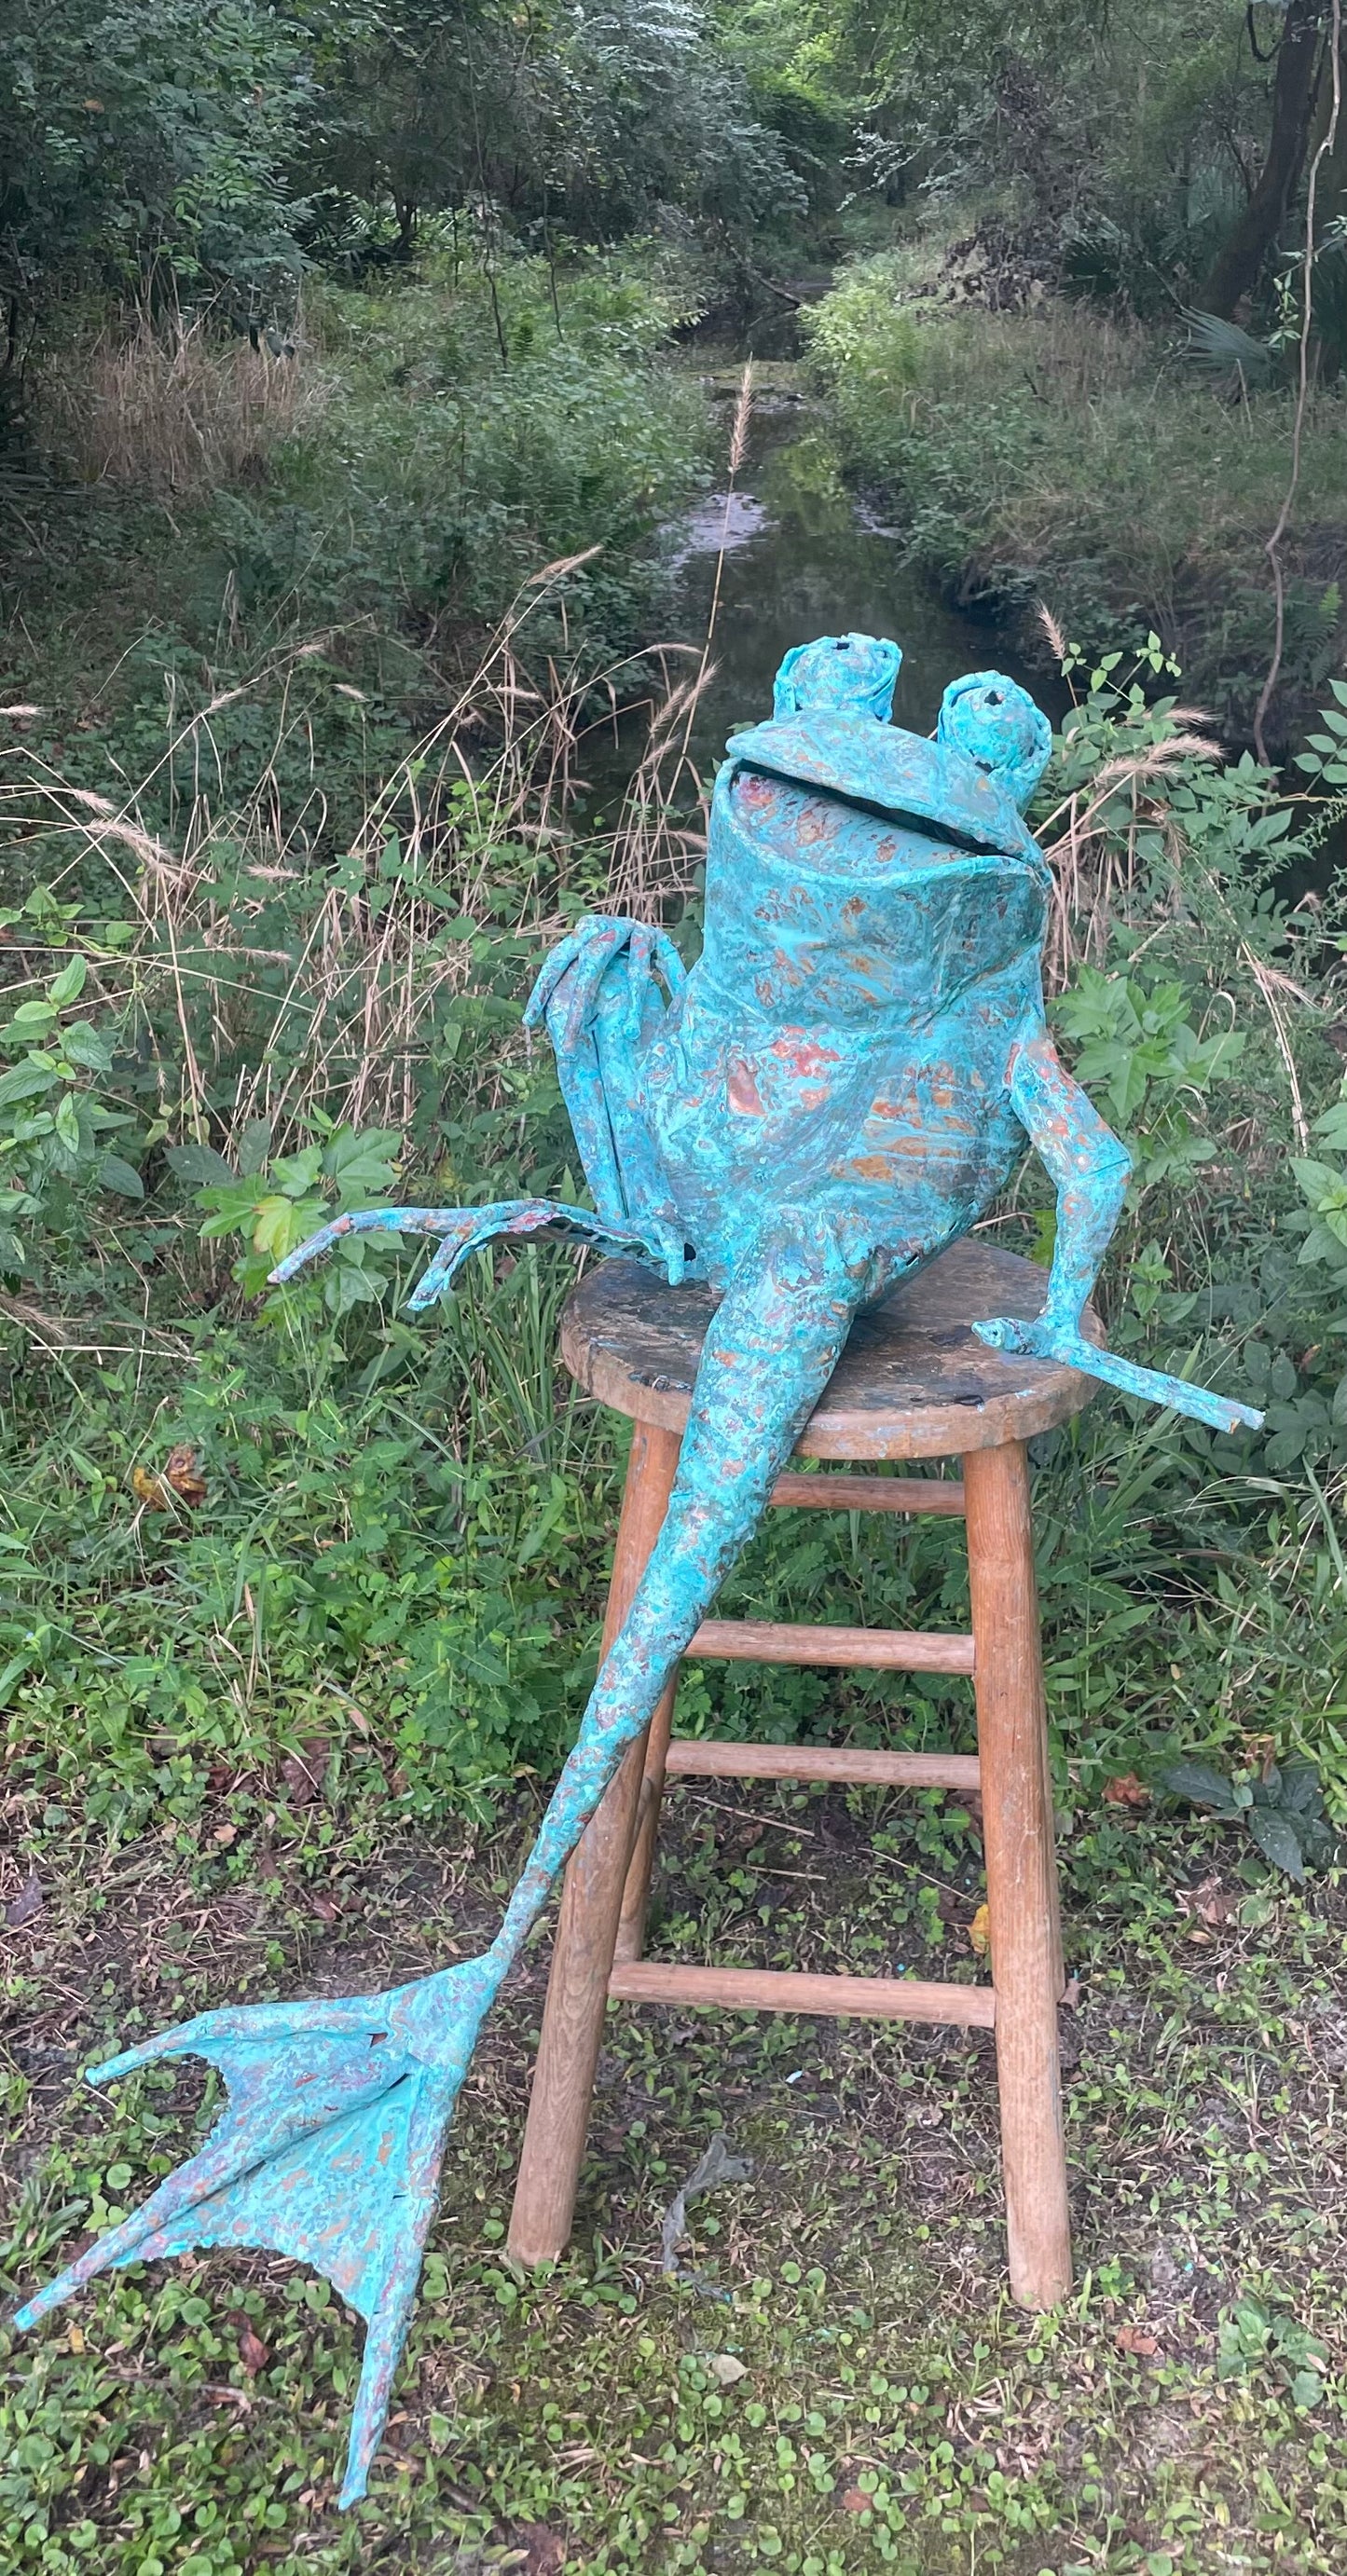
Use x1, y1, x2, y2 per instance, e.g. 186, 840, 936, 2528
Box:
525, 913, 689, 1279
18, 1214, 874, 2510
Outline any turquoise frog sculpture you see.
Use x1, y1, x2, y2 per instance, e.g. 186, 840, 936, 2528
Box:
18, 634, 1261, 2506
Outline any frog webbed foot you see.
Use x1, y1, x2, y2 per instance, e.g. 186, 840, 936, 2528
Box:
973, 1313, 1263, 1435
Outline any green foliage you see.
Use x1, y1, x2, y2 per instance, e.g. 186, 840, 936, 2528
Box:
1291, 677, 1347, 787
804, 247, 1347, 745
0, 945, 139, 1285
186, 1115, 402, 1299
0, 0, 314, 313
1158, 1756, 1336, 1880
1054, 968, 1244, 1196
1216, 2294, 1330, 2411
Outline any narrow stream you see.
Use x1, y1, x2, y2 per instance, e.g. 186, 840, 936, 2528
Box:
654, 377, 1055, 777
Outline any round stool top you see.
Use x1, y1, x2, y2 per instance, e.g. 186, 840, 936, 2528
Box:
561, 1240, 1099, 1459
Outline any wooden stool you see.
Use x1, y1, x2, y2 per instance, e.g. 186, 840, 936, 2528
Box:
507, 1239, 1095, 2309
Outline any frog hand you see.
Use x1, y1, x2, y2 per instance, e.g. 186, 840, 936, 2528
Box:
268, 1199, 682, 1303
971, 1315, 1264, 1436
524, 914, 686, 1053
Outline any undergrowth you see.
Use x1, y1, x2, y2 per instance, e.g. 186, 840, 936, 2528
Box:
804, 228, 1347, 750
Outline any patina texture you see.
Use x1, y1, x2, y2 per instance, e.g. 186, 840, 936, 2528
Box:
19, 631, 1262, 2506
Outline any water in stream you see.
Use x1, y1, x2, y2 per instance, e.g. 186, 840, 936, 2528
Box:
653, 383, 1054, 780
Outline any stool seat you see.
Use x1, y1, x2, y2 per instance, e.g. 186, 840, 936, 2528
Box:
562, 1238, 1099, 1457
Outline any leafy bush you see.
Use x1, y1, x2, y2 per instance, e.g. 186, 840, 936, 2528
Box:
0, 946, 140, 1288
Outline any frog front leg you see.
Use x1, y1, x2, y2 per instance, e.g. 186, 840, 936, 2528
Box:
526, 913, 688, 1280
973, 1034, 1263, 1434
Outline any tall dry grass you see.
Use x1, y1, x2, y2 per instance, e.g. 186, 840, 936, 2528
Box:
0, 544, 717, 1183
46, 310, 318, 496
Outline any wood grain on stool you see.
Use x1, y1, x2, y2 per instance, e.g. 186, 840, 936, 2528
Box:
965, 1440, 1072, 2308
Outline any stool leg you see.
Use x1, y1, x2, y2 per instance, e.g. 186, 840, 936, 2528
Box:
965, 1439, 1072, 2310
508, 1419, 682, 2265
612, 1670, 679, 1966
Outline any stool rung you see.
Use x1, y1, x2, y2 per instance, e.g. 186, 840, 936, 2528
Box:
607, 1959, 996, 2028
688, 1618, 975, 1674
771, 1472, 966, 1516
664, 1741, 979, 1790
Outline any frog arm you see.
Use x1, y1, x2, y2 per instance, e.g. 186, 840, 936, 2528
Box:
972, 1034, 1263, 1435
1008, 1032, 1133, 1335
525, 915, 688, 1276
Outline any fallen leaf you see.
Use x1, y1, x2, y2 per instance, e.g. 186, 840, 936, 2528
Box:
1104, 1773, 1151, 1808
520, 2527, 567, 2574
6, 1869, 44, 1928
280, 1737, 330, 1805
163, 1445, 207, 1508
310, 1891, 342, 1923
1177, 1873, 1237, 1925
234, 2319, 269, 2375
968, 1901, 991, 1957
708, 2353, 748, 2387
213, 1822, 237, 1847
67, 2323, 85, 2353
841, 2487, 870, 2514
1116, 2324, 1160, 2356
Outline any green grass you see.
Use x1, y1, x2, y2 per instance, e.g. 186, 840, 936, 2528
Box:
804, 239, 1347, 747
4, 1760, 1345, 2573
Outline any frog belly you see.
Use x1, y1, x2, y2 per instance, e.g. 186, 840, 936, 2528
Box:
640, 993, 1028, 1278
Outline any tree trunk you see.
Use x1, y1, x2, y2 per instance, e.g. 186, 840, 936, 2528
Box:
1204, 0, 1324, 315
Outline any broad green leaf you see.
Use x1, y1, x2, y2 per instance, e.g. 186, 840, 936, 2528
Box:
0, 1059, 59, 1111
251, 1193, 324, 1261
268, 1145, 323, 1198
1278, 1760, 1324, 1817
166, 1140, 236, 1186
48, 953, 88, 1007
98, 1153, 144, 1199
1159, 1760, 1239, 1814
323, 1125, 402, 1199
1290, 1158, 1347, 1209
1246, 1806, 1306, 1879
54, 1089, 81, 1153
61, 1020, 115, 1073
237, 1117, 273, 1175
